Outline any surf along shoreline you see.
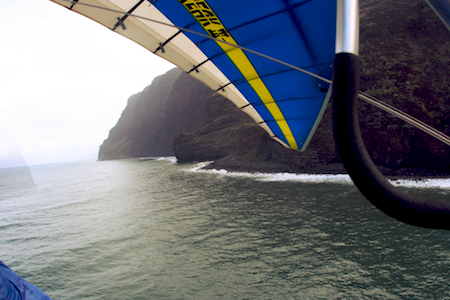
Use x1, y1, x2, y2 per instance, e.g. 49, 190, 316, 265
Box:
198, 156, 450, 180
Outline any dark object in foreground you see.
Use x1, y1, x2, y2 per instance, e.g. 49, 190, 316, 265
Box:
333, 52, 450, 230
0, 261, 51, 300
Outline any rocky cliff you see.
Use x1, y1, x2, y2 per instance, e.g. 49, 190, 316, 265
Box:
358, 0, 450, 171
98, 68, 213, 159
99, 0, 450, 175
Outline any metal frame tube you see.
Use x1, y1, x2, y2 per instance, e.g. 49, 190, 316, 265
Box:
335, 0, 359, 55
332, 1, 450, 229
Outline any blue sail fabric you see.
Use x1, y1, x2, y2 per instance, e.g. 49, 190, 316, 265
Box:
49, 0, 336, 151
150, 0, 336, 150
0, 261, 51, 300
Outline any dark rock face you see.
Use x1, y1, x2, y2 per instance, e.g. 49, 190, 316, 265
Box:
358, 0, 450, 172
100, 0, 450, 175
98, 68, 212, 160
174, 93, 257, 162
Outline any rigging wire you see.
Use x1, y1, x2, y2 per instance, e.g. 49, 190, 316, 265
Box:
54, 0, 450, 147
358, 92, 450, 147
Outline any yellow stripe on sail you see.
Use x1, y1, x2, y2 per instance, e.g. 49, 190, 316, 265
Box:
179, 0, 299, 149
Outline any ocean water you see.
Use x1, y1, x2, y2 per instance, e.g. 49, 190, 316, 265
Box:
1, 158, 449, 299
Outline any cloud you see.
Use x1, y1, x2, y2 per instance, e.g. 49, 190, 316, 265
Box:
0, 130, 29, 169
0, 0, 174, 168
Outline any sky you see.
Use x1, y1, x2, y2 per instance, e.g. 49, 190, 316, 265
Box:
0, 0, 175, 168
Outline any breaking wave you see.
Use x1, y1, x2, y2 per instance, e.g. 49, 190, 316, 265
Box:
188, 161, 450, 189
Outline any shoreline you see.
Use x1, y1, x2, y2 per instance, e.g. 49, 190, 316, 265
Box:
199, 156, 450, 180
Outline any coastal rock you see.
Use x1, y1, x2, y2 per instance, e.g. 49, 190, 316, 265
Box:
98, 68, 212, 160
358, 0, 450, 171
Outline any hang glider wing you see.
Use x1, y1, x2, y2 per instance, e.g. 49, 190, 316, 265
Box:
50, 0, 336, 151
48, 0, 450, 230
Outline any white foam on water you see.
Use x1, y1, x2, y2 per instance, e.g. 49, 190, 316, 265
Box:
135, 156, 177, 163
254, 173, 353, 184
155, 156, 177, 163
390, 178, 450, 190
188, 161, 450, 189
188, 161, 214, 171
187, 162, 354, 185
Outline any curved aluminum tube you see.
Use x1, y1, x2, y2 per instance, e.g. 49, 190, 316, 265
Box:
336, 0, 359, 55
333, 53, 450, 230
333, 1, 450, 229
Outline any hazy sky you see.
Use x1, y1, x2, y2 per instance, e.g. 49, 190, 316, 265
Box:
0, 0, 175, 168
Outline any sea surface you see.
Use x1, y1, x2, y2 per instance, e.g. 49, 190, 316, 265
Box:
1, 158, 450, 299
